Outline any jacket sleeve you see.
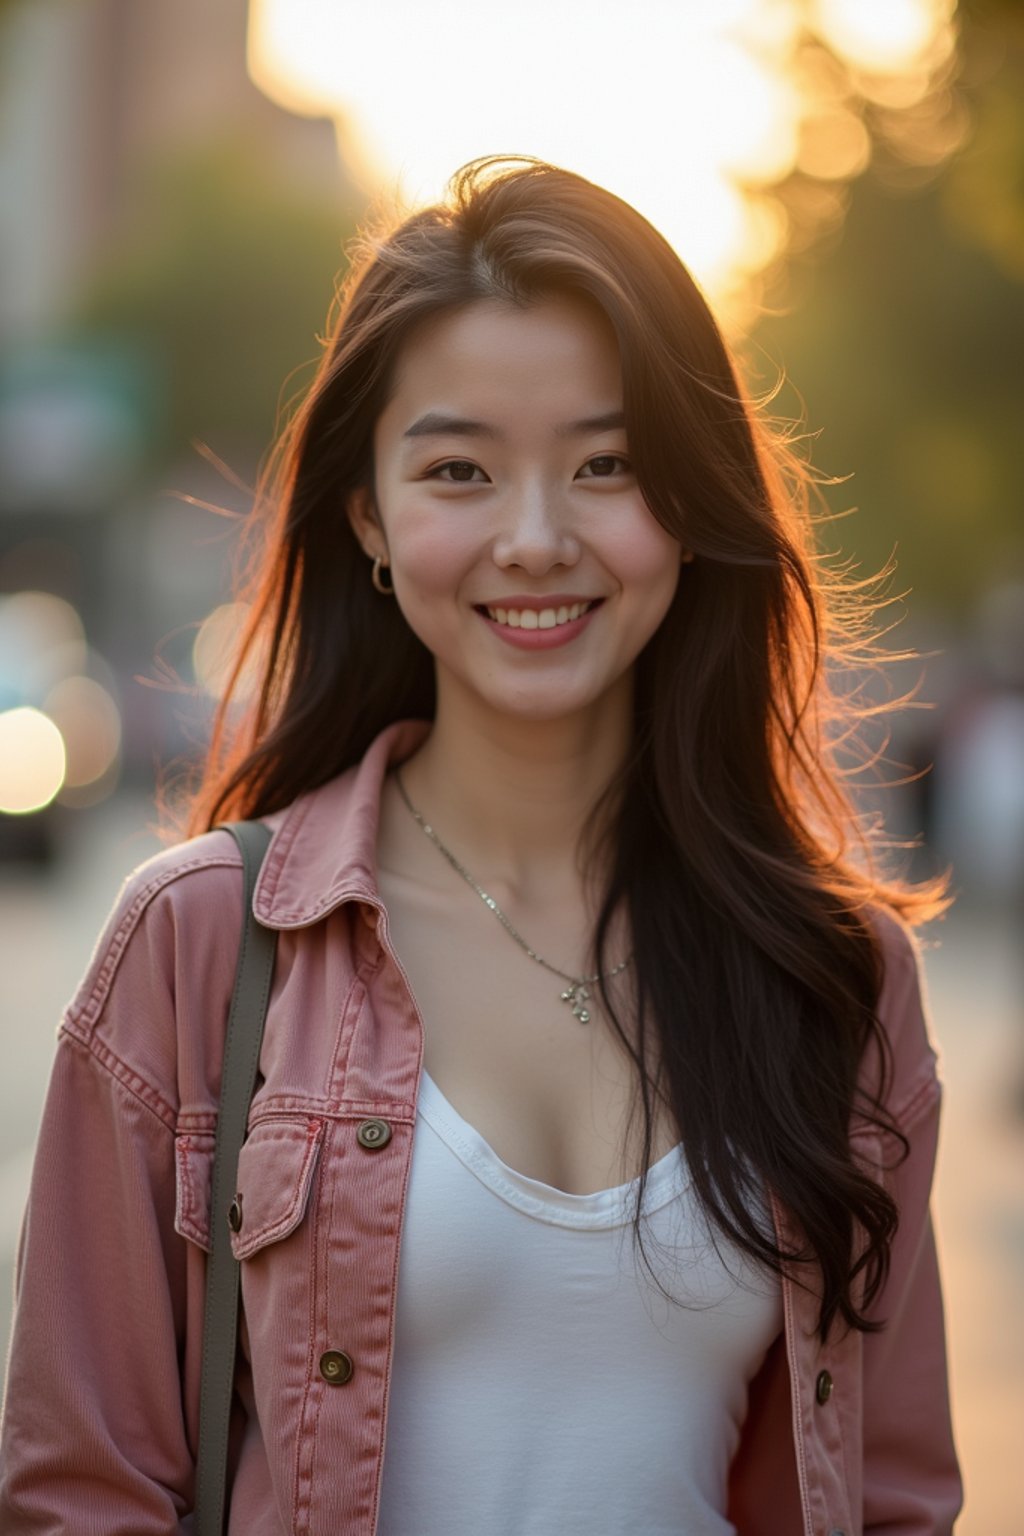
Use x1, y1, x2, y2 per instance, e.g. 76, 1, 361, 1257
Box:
860, 917, 963, 1534
0, 858, 230, 1533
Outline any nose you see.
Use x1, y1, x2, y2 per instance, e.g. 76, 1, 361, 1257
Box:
490, 482, 581, 575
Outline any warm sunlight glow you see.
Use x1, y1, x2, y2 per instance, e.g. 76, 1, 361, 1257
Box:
248, 1, 806, 308
248, 0, 962, 319
797, 108, 873, 180
811, 0, 954, 74
0, 707, 66, 814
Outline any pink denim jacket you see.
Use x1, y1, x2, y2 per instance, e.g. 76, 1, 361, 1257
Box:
0, 719, 962, 1534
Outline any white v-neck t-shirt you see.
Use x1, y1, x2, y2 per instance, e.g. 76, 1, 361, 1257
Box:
376, 1069, 783, 1536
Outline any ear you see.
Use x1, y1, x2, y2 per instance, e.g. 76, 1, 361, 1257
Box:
345, 486, 388, 561
680, 548, 695, 564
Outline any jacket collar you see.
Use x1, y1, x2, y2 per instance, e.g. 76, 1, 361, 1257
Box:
252, 718, 431, 929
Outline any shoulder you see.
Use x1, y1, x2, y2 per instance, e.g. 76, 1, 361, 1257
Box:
63, 828, 252, 1040
39, 826, 267, 1132
866, 902, 924, 1011
858, 902, 944, 1132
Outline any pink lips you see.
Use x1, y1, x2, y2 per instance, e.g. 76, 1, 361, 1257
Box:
475, 597, 603, 651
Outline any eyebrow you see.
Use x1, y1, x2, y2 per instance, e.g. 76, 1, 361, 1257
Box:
402, 409, 626, 441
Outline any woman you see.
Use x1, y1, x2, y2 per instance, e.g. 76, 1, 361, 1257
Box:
0, 155, 961, 1533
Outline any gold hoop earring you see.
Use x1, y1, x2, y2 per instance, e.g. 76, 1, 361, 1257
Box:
371, 555, 395, 595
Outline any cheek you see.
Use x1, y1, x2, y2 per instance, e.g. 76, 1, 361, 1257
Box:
607, 510, 682, 606
389, 508, 478, 596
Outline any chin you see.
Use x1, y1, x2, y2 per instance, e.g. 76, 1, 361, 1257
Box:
477, 682, 620, 724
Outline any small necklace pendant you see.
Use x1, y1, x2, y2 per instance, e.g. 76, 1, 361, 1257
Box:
559, 981, 591, 1023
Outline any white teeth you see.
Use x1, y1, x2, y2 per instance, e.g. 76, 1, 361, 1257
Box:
483, 600, 595, 628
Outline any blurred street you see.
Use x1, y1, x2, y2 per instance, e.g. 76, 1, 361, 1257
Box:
2, 3, 1023, 1524
0, 791, 1022, 1532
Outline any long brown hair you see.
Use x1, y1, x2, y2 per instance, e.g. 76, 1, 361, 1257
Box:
172, 154, 952, 1340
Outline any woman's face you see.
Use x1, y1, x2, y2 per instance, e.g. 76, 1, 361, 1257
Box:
347, 294, 690, 725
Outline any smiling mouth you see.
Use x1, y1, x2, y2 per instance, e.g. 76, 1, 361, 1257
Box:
475, 599, 603, 630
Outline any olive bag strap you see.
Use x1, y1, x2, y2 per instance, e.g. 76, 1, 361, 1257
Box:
195, 819, 277, 1536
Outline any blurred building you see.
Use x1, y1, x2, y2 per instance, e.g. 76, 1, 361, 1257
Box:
0, 0, 344, 342
0, 0, 353, 844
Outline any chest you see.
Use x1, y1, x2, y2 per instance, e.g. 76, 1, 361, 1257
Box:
376, 1076, 783, 1535
377, 872, 679, 1196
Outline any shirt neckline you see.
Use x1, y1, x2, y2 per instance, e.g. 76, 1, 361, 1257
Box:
416, 1067, 691, 1230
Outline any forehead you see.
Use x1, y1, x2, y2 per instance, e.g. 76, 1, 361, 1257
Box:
379, 295, 624, 436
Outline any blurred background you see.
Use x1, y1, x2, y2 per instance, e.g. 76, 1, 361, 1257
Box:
0, 0, 1021, 1526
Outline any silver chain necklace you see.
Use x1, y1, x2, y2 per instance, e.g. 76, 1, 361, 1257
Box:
393, 767, 631, 1022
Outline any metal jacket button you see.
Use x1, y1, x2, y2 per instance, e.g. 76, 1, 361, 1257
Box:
319, 1350, 354, 1385
227, 1195, 243, 1232
356, 1117, 392, 1150
815, 1369, 834, 1405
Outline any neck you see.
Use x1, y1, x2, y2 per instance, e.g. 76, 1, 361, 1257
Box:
393, 675, 633, 903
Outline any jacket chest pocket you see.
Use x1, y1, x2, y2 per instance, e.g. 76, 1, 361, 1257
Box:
174, 1116, 325, 1258
228, 1117, 325, 1259
176, 1115, 328, 1505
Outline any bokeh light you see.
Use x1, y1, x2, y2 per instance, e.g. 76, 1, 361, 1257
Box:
0, 707, 66, 815
0, 589, 124, 811
796, 107, 872, 180
193, 601, 259, 701
810, 0, 955, 75
42, 675, 122, 791
0, 590, 86, 705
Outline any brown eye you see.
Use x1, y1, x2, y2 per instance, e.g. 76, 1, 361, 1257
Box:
580, 455, 631, 478
428, 460, 484, 483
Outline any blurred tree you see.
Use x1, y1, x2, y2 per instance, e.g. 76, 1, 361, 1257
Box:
68, 134, 360, 471
943, 0, 1024, 283
746, 0, 1024, 620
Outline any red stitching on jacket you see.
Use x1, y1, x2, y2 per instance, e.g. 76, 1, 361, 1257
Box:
232, 1123, 325, 1255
